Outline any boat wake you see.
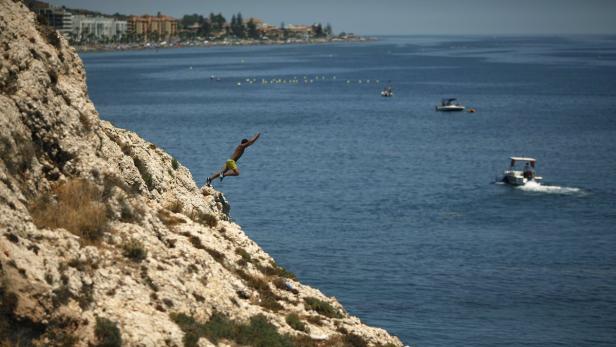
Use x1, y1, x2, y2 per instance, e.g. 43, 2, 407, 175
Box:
516, 181, 583, 195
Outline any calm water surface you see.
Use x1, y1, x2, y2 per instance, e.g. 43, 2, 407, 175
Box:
81, 36, 616, 346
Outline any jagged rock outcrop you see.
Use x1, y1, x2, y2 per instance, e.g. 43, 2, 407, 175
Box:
0, 1, 404, 346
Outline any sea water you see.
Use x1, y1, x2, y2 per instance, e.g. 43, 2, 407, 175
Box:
81, 36, 616, 346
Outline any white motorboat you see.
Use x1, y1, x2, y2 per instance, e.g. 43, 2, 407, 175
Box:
501, 157, 543, 186
435, 98, 465, 111
381, 86, 393, 97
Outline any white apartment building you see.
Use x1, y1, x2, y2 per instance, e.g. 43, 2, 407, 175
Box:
72, 15, 127, 41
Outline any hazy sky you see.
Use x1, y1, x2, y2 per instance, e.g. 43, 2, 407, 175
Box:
47, 0, 616, 35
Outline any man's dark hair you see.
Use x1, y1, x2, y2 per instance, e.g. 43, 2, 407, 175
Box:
241, 139, 248, 144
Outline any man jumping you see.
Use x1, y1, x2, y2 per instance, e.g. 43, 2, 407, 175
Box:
206, 132, 260, 186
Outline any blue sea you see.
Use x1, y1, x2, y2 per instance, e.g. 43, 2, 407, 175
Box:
81, 36, 616, 346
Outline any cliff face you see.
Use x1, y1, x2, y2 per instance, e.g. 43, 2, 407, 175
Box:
0, 1, 403, 346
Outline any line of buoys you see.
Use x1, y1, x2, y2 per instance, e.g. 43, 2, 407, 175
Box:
232, 75, 385, 86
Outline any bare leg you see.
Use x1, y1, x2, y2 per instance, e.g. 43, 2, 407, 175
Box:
208, 171, 223, 181
207, 164, 228, 185
223, 169, 240, 177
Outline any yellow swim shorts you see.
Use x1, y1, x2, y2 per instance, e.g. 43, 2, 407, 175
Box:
225, 159, 238, 171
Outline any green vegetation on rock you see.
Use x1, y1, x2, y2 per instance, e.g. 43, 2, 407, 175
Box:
303, 297, 343, 319
170, 312, 293, 347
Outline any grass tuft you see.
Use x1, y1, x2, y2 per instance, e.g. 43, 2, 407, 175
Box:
171, 158, 179, 170
165, 199, 184, 213
95, 317, 122, 347
237, 270, 283, 312
170, 312, 293, 347
158, 209, 185, 227
257, 261, 297, 280
235, 247, 252, 266
285, 313, 308, 332
303, 297, 343, 319
188, 235, 205, 250
30, 179, 108, 244
190, 210, 218, 228
122, 238, 147, 262
205, 247, 226, 264
272, 277, 299, 294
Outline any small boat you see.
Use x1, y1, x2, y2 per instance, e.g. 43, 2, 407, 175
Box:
435, 98, 465, 112
381, 86, 394, 97
501, 157, 543, 186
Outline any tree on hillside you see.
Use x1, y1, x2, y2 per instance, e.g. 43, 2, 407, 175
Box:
231, 12, 245, 38
325, 23, 333, 37
112, 12, 128, 20
247, 19, 258, 39
180, 13, 203, 28
312, 23, 324, 38
200, 18, 212, 37
209, 12, 226, 32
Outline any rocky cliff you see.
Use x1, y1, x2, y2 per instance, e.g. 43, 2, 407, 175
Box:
0, 1, 403, 346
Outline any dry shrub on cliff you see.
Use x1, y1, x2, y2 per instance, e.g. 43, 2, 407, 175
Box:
95, 317, 122, 347
285, 313, 308, 332
122, 238, 147, 262
235, 247, 252, 266
257, 261, 297, 280
322, 333, 384, 347
237, 270, 283, 312
158, 209, 185, 227
342, 334, 369, 347
205, 247, 226, 263
190, 209, 218, 228
165, 198, 184, 213
30, 178, 108, 243
188, 235, 205, 250
303, 297, 343, 319
272, 277, 300, 294
306, 315, 323, 326
170, 312, 294, 347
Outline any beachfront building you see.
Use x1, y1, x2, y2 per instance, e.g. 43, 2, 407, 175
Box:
250, 18, 279, 39
254, 22, 316, 41
287, 24, 313, 39
72, 15, 127, 42
127, 14, 178, 41
29, 1, 73, 37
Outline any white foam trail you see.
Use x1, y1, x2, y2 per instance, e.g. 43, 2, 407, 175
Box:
516, 181, 583, 195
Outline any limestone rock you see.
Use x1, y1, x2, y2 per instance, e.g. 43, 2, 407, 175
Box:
0, 1, 404, 346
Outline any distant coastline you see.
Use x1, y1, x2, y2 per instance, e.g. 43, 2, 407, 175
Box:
74, 35, 375, 53
29, 1, 373, 54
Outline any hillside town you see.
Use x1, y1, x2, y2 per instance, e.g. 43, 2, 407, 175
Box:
26, 0, 366, 50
